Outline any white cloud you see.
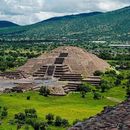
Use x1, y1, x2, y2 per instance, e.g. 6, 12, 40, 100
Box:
0, 0, 130, 25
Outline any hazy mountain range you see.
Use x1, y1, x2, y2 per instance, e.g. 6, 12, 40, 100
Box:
0, 6, 130, 41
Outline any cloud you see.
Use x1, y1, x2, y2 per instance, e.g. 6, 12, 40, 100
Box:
0, 0, 130, 25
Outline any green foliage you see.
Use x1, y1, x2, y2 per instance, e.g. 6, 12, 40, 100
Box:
0, 107, 8, 119
0, 87, 126, 130
39, 86, 50, 97
100, 80, 112, 93
14, 113, 26, 124
24, 109, 37, 118
45, 113, 54, 125
114, 78, 121, 86
79, 83, 92, 98
93, 90, 102, 100
26, 96, 31, 100
54, 116, 62, 126
1, 6, 130, 42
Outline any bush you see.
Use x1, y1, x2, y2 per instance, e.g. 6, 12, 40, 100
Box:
105, 70, 117, 76
24, 109, 37, 118
79, 83, 92, 98
93, 91, 102, 100
100, 80, 111, 92
14, 113, 26, 124
24, 125, 29, 130
61, 119, 69, 127
26, 96, 31, 100
114, 78, 121, 86
39, 86, 50, 97
54, 116, 62, 126
1, 107, 8, 119
45, 113, 54, 125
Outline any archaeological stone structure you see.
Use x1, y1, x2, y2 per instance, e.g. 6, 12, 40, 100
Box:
18, 46, 110, 80
0, 46, 110, 95
69, 98, 130, 130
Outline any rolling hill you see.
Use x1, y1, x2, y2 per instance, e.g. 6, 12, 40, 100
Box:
0, 6, 130, 41
0, 21, 19, 28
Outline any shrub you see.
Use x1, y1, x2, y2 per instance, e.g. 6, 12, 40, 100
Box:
61, 119, 69, 127
14, 113, 26, 124
93, 90, 102, 100
45, 113, 54, 125
79, 83, 92, 98
40, 121, 47, 130
54, 116, 62, 126
24, 108, 37, 118
39, 86, 50, 97
100, 80, 111, 92
26, 96, 31, 100
24, 125, 29, 130
114, 78, 121, 86
31, 121, 40, 130
1, 107, 8, 119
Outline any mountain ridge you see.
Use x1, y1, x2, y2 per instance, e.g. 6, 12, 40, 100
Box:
0, 21, 19, 28
0, 6, 130, 41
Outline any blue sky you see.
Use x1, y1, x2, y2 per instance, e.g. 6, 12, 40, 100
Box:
0, 0, 130, 25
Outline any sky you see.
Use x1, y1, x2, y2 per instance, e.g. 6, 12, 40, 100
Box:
0, 0, 130, 25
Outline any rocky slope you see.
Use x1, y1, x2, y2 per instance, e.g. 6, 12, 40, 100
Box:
69, 98, 130, 130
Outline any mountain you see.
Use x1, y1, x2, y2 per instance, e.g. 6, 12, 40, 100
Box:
0, 21, 19, 28
42, 12, 103, 22
0, 6, 130, 41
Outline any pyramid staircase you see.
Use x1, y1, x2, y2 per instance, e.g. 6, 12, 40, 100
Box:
33, 66, 48, 78
82, 76, 101, 86
54, 65, 70, 78
59, 73, 82, 81
63, 82, 82, 93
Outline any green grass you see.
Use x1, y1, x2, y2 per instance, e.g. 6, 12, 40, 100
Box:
0, 87, 126, 130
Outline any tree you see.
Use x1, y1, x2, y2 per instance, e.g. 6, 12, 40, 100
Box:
14, 113, 26, 124
45, 113, 54, 125
100, 80, 111, 92
1, 107, 8, 119
26, 96, 31, 100
40, 122, 47, 130
114, 78, 121, 86
54, 116, 62, 126
61, 119, 69, 127
39, 86, 50, 97
79, 83, 92, 98
93, 90, 102, 100
24, 109, 37, 118
31, 121, 40, 130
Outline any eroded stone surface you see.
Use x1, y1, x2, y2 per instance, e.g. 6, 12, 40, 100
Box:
69, 98, 130, 130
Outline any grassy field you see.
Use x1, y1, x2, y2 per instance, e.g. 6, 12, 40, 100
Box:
0, 86, 126, 130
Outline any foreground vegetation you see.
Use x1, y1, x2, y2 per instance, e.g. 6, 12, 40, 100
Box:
0, 85, 126, 130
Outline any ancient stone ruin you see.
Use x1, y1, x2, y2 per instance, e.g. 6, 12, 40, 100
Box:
0, 46, 110, 95
69, 98, 130, 130
18, 46, 110, 79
